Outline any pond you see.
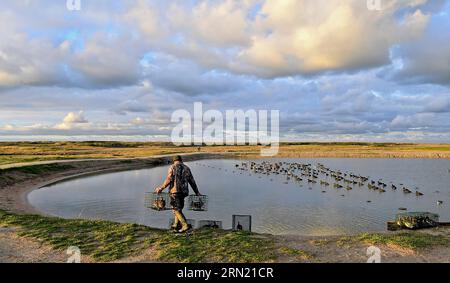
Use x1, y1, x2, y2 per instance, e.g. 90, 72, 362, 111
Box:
28, 158, 450, 236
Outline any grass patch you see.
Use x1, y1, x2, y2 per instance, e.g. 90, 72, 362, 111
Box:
0, 210, 276, 263
0, 163, 77, 186
278, 247, 315, 260
154, 229, 276, 263
0, 210, 157, 261
0, 164, 75, 175
351, 232, 450, 251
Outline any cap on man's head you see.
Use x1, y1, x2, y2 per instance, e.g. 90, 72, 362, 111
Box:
173, 155, 183, 162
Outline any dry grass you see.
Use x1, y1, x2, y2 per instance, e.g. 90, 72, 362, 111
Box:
1, 141, 450, 166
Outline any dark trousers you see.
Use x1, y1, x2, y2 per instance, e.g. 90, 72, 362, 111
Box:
170, 193, 185, 212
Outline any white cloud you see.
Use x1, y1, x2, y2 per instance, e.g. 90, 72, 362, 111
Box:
168, 0, 253, 47
235, 0, 431, 77
55, 111, 89, 130
0, 0, 444, 88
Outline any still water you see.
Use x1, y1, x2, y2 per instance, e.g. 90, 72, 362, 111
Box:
28, 159, 450, 236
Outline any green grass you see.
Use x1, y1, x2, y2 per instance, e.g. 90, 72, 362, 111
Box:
0, 163, 77, 187
0, 210, 276, 262
278, 247, 315, 260
154, 230, 276, 263
0, 155, 80, 166
0, 210, 156, 261
0, 164, 75, 175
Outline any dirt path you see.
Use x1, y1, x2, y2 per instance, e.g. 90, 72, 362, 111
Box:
0, 226, 94, 263
273, 233, 450, 263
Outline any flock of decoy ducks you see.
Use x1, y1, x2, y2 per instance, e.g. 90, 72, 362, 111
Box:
196, 161, 446, 210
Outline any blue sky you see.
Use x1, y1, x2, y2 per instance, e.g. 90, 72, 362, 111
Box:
0, 0, 450, 142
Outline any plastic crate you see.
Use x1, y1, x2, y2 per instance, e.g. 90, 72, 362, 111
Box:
145, 192, 171, 211
198, 220, 222, 229
232, 215, 252, 232
187, 195, 208, 211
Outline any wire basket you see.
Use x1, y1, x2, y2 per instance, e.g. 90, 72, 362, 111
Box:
198, 220, 222, 229
396, 212, 439, 230
232, 215, 252, 232
187, 195, 208, 211
145, 192, 171, 211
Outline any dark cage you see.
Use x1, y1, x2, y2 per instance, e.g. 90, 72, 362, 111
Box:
145, 192, 171, 211
396, 212, 439, 230
232, 215, 252, 232
198, 220, 223, 229
187, 195, 208, 211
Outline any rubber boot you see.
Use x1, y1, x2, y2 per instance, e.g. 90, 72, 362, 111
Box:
171, 212, 180, 230
174, 211, 191, 233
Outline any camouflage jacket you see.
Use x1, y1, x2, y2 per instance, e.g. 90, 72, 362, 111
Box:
160, 162, 199, 196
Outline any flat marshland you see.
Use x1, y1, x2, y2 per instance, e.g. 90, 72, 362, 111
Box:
1, 141, 450, 166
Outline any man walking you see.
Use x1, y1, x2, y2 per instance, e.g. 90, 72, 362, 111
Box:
155, 155, 202, 233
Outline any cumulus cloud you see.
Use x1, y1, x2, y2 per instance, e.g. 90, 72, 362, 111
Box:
0, 0, 447, 87
235, 0, 430, 77
168, 0, 253, 47
0, 15, 70, 88
55, 111, 89, 130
